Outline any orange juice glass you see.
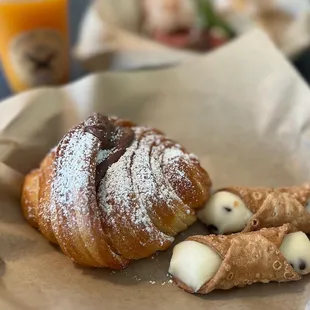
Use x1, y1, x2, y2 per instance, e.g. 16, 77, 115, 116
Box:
0, 0, 69, 92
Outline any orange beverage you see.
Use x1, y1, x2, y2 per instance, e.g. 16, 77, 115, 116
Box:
0, 0, 69, 92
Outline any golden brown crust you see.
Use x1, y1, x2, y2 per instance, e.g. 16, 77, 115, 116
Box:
174, 224, 301, 294
21, 168, 40, 229
37, 150, 58, 244
221, 185, 310, 233
21, 114, 212, 269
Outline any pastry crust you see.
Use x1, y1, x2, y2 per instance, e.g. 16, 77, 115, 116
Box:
21, 114, 212, 269
221, 185, 310, 233
21, 168, 40, 229
173, 224, 301, 294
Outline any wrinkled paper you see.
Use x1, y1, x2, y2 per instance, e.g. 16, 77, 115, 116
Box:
1, 30, 310, 310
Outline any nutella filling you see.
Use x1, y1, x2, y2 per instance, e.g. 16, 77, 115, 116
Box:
85, 115, 134, 187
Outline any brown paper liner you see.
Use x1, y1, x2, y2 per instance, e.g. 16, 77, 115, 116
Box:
174, 224, 301, 294
220, 184, 310, 233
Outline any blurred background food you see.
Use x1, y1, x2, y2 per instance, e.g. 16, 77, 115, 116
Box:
92, 0, 310, 55
2, 0, 310, 99
75, 0, 310, 81
93, 0, 235, 53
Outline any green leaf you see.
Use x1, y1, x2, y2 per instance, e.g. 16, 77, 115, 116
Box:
196, 0, 235, 37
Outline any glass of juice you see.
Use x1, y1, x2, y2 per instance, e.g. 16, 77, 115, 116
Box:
0, 0, 69, 93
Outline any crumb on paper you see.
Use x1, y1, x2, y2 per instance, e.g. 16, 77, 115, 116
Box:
133, 275, 141, 281
168, 279, 173, 284
149, 281, 156, 285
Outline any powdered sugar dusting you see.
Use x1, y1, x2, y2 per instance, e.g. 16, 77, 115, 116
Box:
98, 125, 199, 253
133, 131, 187, 233
98, 140, 136, 217
163, 146, 196, 191
52, 129, 97, 209
49, 121, 124, 264
46, 115, 202, 263
24, 202, 35, 219
131, 130, 174, 240
98, 128, 173, 254
49, 125, 99, 256
163, 147, 184, 161
151, 141, 193, 219
97, 149, 112, 164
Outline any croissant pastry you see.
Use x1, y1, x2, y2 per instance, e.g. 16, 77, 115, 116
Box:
21, 113, 211, 269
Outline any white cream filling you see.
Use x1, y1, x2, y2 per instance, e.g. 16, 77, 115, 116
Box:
169, 240, 222, 292
280, 232, 310, 275
198, 191, 253, 234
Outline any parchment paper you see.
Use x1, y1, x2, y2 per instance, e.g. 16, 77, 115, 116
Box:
1, 29, 310, 310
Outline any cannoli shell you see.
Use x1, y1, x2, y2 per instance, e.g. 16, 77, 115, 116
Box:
220, 184, 310, 233
174, 224, 301, 294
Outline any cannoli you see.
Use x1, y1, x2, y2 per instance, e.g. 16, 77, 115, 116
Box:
169, 224, 310, 294
198, 184, 310, 234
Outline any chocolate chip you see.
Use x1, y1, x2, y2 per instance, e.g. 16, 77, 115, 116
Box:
289, 262, 294, 269
252, 219, 259, 226
299, 260, 306, 271
207, 225, 218, 234
224, 206, 232, 212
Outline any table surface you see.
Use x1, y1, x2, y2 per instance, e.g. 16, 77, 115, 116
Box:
0, 0, 90, 101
